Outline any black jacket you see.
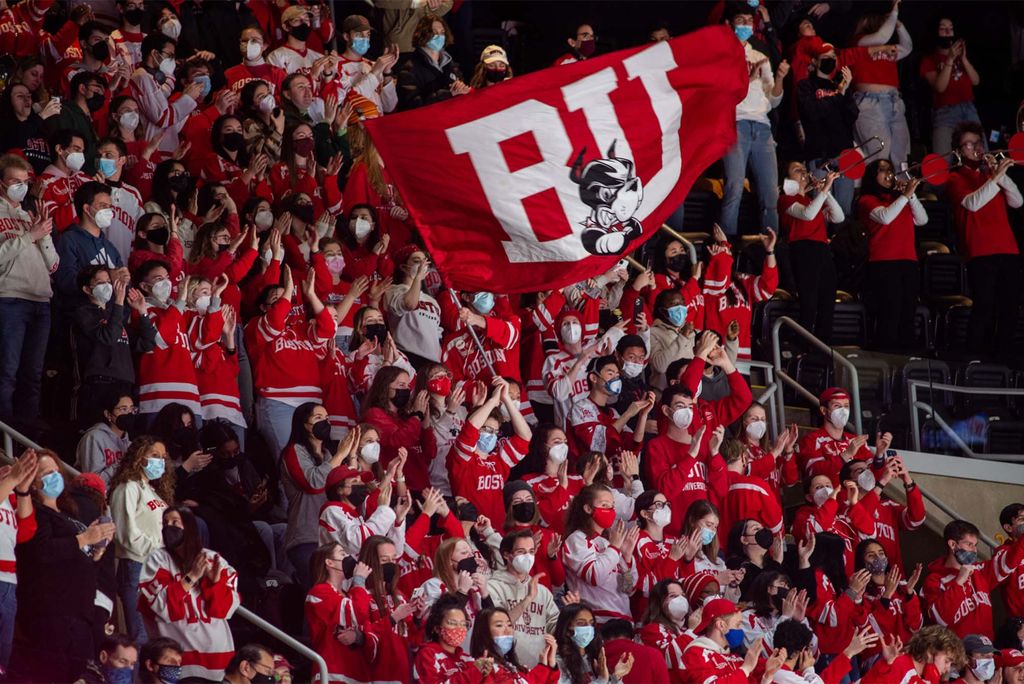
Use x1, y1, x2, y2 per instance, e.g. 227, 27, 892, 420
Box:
397, 48, 462, 111
797, 74, 859, 161
71, 301, 156, 383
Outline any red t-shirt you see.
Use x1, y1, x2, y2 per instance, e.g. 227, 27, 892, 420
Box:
919, 51, 974, 108
840, 46, 900, 88
946, 166, 1020, 259
858, 194, 918, 262
779, 193, 828, 243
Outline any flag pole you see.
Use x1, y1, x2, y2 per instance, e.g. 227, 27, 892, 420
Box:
447, 287, 499, 377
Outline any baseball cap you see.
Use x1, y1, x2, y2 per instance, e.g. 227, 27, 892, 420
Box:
341, 14, 371, 34
325, 465, 372, 491
964, 634, 997, 655
999, 649, 1024, 668
819, 387, 850, 405
694, 597, 739, 634
481, 45, 508, 65
812, 42, 836, 57
281, 6, 310, 25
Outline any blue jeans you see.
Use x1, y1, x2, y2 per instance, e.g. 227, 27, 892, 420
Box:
0, 298, 50, 421
256, 398, 297, 461
0, 581, 15, 669
932, 101, 981, 156
721, 120, 779, 235
853, 90, 910, 167
116, 558, 147, 644
809, 159, 854, 222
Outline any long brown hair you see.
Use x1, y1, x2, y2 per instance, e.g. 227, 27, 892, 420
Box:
189, 222, 229, 265
564, 483, 612, 539
280, 123, 314, 192
311, 542, 344, 587
357, 535, 401, 619
643, 578, 685, 631
468, 62, 513, 90
351, 137, 390, 199
109, 436, 176, 506
164, 506, 204, 575
682, 499, 720, 561
411, 13, 453, 50
363, 365, 410, 416
432, 537, 464, 593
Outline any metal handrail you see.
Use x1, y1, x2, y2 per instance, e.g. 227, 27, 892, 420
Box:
0, 419, 330, 682
908, 380, 1024, 461
896, 471, 1000, 552
659, 224, 699, 264
770, 316, 862, 434
748, 359, 786, 438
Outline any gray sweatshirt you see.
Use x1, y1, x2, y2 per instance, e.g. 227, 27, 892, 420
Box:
487, 569, 560, 669
281, 442, 335, 550
0, 200, 58, 301
76, 422, 131, 484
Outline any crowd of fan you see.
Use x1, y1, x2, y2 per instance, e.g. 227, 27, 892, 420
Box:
0, 0, 1022, 682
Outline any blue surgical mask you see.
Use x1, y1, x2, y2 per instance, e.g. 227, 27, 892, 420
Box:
734, 25, 754, 42
666, 304, 687, 327
103, 666, 134, 684
571, 625, 595, 649
144, 456, 166, 481
426, 34, 446, 52
352, 36, 370, 56
98, 157, 118, 177
605, 377, 622, 395
972, 658, 996, 681
726, 628, 745, 649
157, 664, 181, 684
194, 74, 212, 98
41, 471, 64, 499
494, 634, 515, 655
954, 548, 978, 566
747, 0, 760, 6
472, 292, 495, 315
477, 431, 498, 454
700, 527, 716, 546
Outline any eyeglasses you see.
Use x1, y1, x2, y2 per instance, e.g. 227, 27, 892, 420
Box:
442, 619, 469, 628
479, 427, 499, 436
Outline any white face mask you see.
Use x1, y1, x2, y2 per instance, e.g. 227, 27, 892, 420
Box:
161, 19, 181, 40
745, 419, 767, 441
255, 209, 274, 230
783, 178, 801, 196
353, 217, 373, 240
93, 207, 114, 229
263, 248, 274, 263
511, 552, 535, 575
65, 151, 85, 172
5, 182, 28, 203
652, 506, 672, 528
560, 321, 581, 344
258, 92, 276, 114
92, 282, 113, 305
119, 111, 140, 130
812, 486, 834, 507
622, 361, 645, 378
361, 441, 380, 465
151, 278, 172, 302
194, 294, 211, 314
666, 595, 689, 620
548, 443, 569, 464
829, 407, 850, 429
972, 658, 996, 681
245, 40, 263, 61
671, 407, 693, 429
159, 56, 176, 75
856, 470, 876, 492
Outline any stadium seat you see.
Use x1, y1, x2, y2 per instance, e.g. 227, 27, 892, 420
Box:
754, 299, 801, 358
936, 304, 972, 352
956, 361, 1013, 415
793, 352, 834, 402
831, 302, 868, 347
893, 358, 952, 407
838, 354, 891, 421
984, 420, 1024, 455
680, 190, 719, 232
920, 253, 966, 302
913, 305, 933, 352
916, 199, 955, 245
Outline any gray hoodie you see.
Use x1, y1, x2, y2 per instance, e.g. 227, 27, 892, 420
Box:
75, 422, 131, 484
486, 568, 560, 669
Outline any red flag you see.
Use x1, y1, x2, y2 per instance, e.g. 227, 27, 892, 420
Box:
365, 26, 747, 293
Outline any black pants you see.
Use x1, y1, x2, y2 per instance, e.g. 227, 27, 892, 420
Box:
967, 254, 1022, 359
790, 240, 837, 344
868, 260, 919, 352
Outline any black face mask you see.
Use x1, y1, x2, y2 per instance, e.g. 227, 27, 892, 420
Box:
172, 426, 199, 454
90, 41, 110, 61
364, 323, 388, 346
457, 501, 479, 522
249, 672, 274, 684
289, 23, 312, 41
220, 454, 242, 469
124, 7, 146, 26
937, 35, 955, 48
754, 527, 774, 550
770, 592, 786, 611
379, 561, 397, 585
218, 243, 231, 253
145, 226, 170, 246
222, 132, 245, 152
341, 555, 357, 579
817, 57, 837, 75
512, 501, 536, 523
456, 557, 478, 575
162, 525, 185, 549
485, 69, 507, 83
348, 484, 369, 508
114, 413, 135, 434
428, 513, 447, 536
311, 419, 332, 442
168, 174, 191, 193
292, 204, 315, 225
391, 388, 411, 409
666, 254, 689, 273
86, 92, 106, 113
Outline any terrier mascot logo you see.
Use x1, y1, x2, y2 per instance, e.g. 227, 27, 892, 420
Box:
569, 141, 644, 256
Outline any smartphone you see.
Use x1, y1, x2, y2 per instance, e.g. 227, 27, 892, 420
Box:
989, 129, 1002, 145
95, 514, 112, 549
202, 446, 217, 455
633, 296, 644, 323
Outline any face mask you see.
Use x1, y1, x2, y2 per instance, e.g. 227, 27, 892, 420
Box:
456, 557, 478, 575
168, 174, 190, 193
6, 182, 28, 203
254, 209, 274, 231
290, 23, 312, 42
441, 626, 467, 648
652, 506, 672, 528
86, 92, 106, 112
577, 39, 596, 57
250, 673, 274, 684
972, 658, 996, 681
391, 388, 411, 409
257, 93, 276, 116
548, 443, 569, 464
426, 34, 446, 52
511, 551, 535, 574
486, 69, 506, 83
161, 18, 181, 40
292, 204, 315, 225
352, 36, 371, 56
65, 151, 86, 172
818, 57, 837, 75
700, 527, 716, 546
118, 110, 140, 130
348, 484, 369, 508
666, 254, 689, 272
124, 7, 146, 25
194, 295, 211, 314
222, 131, 244, 151
857, 470, 877, 492
115, 413, 135, 433
560, 321, 581, 344
311, 419, 332, 442
726, 628, 745, 649
41, 471, 64, 499
954, 548, 978, 566
783, 178, 801, 196
93, 208, 114, 229
865, 556, 888, 575
512, 501, 536, 523
159, 56, 177, 76
666, 595, 689, 620
477, 431, 498, 454
604, 377, 622, 395
157, 664, 181, 684
162, 524, 185, 549
1014, 522, 1024, 539
365, 323, 388, 346
734, 25, 753, 42
337, 555, 357, 579
428, 376, 452, 397
103, 666, 134, 684
671, 407, 693, 429
360, 441, 380, 465
745, 419, 767, 441
151, 279, 173, 302
472, 292, 495, 315
245, 40, 263, 61
666, 304, 687, 327
754, 527, 774, 550
590, 507, 616, 530
571, 625, 595, 649
622, 361, 645, 379
97, 157, 118, 177
812, 486, 833, 507
92, 282, 113, 305
937, 35, 955, 49
353, 217, 373, 239
293, 137, 315, 158
494, 634, 515, 656
380, 561, 398, 585
829, 407, 850, 429
194, 74, 212, 99
144, 456, 166, 480
325, 255, 346, 275
90, 40, 110, 61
